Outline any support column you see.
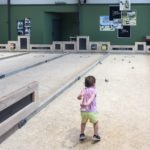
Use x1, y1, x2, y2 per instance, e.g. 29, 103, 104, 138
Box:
7, 0, 11, 40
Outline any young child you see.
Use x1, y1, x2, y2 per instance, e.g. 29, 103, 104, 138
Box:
77, 75, 100, 142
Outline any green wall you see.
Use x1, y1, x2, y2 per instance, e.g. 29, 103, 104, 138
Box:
0, 5, 78, 44
79, 4, 150, 45
0, 4, 150, 45
0, 6, 9, 43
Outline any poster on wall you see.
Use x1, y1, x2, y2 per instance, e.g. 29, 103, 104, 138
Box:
122, 11, 136, 26
109, 5, 121, 21
17, 20, 24, 35
99, 16, 115, 31
113, 19, 123, 29
24, 17, 31, 36
17, 17, 31, 36
119, 0, 131, 11
118, 26, 130, 37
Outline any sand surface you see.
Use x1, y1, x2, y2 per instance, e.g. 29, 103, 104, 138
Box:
0, 54, 150, 150
0, 53, 61, 73
0, 52, 24, 59
0, 53, 102, 101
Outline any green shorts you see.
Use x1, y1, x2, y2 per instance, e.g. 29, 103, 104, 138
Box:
81, 112, 98, 124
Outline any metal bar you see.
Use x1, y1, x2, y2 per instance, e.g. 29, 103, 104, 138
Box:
0, 52, 29, 61
0, 53, 67, 79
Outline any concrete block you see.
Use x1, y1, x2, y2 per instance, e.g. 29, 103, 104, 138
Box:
8, 41, 19, 51
0, 81, 38, 137
89, 42, 100, 52
100, 42, 110, 52
0, 44, 8, 51
52, 42, 63, 52
62, 41, 77, 52
135, 42, 146, 53
30, 44, 52, 51
146, 46, 150, 53
110, 45, 135, 53
18, 36, 30, 51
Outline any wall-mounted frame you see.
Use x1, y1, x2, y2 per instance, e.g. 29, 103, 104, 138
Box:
119, 0, 131, 11
122, 11, 136, 26
118, 26, 130, 38
8, 41, 18, 51
0, 44, 8, 51
62, 41, 77, 52
17, 20, 24, 36
146, 45, 150, 53
109, 5, 121, 21
30, 44, 52, 51
99, 16, 115, 31
110, 45, 135, 52
17, 18, 31, 36
89, 42, 100, 52
24, 18, 31, 36
135, 42, 146, 53
52, 41, 63, 52
100, 42, 110, 52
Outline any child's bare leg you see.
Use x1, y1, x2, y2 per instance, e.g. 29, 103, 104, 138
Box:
93, 121, 101, 141
81, 123, 86, 134
93, 121, 99, 135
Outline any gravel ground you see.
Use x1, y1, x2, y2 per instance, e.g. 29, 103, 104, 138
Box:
0, 53, 61, 74
0, 54, 150, 150
0, 53, 102, 101
0, 52, 23, 59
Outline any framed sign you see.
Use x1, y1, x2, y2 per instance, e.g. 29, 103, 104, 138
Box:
109, 5, 121, 21
118, 26, 130, 38
24, 17, 31, 36
119, 0, 131, 11
17, 20, 24, 35
17, 18, 31, 36
113, 19, 123, 29
100, 16, 115, 31
122, 11, 136, 26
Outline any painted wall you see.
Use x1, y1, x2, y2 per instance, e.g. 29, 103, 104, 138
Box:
0, 4, 150, 45
0, 6, 9, 42
0, 5, 78, 43
79, 4, 150, 45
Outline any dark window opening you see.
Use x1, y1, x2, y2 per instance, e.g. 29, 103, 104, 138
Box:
55, 44, 61, 50
65, 44, 74, 50
137, 44, 144, 51
20, 38, 27, 49
0, 94, 33, 123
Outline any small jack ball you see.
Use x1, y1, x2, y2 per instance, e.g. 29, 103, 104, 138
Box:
105, 78, 109, 82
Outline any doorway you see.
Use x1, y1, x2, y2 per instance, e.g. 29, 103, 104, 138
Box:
52, 18, 62, 41
44, 12, 79, 43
